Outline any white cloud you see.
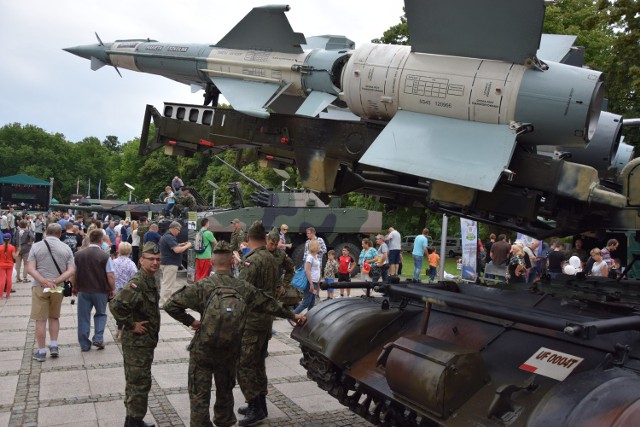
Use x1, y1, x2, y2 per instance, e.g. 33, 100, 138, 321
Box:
0, 0, 404, 143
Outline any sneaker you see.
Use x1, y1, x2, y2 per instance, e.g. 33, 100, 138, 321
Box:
81, 347, 91, 352
49, 346, 59, 358
32, 351, 45, 362
92, 341, 105, 350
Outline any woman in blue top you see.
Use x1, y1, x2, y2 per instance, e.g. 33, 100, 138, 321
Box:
359, 238, 378, 281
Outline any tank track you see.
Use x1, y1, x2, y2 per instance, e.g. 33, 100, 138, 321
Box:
300, 346, 440, 426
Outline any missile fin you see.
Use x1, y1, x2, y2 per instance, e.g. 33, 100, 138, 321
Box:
538, 34, 584, 66
90, 56, 106, 71
295, 91, 337, 117
404, 0, 544, 64
210, 76, 280, 118
216, 5, 306, 54
359, 111, 517, 192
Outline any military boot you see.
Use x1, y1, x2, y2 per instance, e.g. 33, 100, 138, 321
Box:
238, 394, 268, 416
124, 416, 155, 427
238, 396, 267, 426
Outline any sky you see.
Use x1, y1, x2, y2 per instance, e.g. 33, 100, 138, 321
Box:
0, 0, 405, 144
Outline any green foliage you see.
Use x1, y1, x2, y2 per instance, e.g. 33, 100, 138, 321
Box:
371, 13, 409, 45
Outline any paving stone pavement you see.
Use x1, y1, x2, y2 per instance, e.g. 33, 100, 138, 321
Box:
0, 272, 372, 427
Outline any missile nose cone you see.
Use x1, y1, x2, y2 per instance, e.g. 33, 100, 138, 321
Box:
63, 44, 109, 62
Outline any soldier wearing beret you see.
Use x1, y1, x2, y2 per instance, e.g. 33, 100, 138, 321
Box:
236, 221, 279, 426
109, 242, 161, 427
163, 241, 305, 427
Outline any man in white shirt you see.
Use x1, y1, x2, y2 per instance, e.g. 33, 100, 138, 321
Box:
385, 226, 402, 276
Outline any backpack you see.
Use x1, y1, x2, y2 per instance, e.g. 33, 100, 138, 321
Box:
194, 230, 207, 254
197, 279, 247, 350
62, 233, 78, 253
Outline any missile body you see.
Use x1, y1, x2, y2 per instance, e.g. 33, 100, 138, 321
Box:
65, 0, 607, 192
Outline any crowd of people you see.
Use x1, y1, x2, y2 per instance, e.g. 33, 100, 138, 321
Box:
2, 193, 631, 427
483, 234, 623, 284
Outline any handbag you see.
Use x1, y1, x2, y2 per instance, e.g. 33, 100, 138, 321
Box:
292, 266, 308, 290
43, 240, 73, 297
362, 262, 371, 274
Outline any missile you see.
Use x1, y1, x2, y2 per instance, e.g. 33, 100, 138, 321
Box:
64, 5, 353, 119
66, 0, 605, 193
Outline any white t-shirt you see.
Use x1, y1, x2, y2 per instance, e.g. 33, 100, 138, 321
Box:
131, 229, 141, 247
305, 254, 321, 282
377, 243, 389, 265
387, 230, 401, 250
591, 260, 608, 277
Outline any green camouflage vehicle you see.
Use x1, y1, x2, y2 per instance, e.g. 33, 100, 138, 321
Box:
199, 158, 381, 266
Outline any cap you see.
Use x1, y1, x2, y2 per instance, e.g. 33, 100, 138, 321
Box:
213, 240, 232, 253
267, 227, 280, 244
230, 218, 240, 224
2, 233, 10, 241
169, 221, 182, 229
142, 242, 160, 254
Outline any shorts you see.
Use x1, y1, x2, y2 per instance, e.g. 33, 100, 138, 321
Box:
31, 286, 63, 320
388, 249, 401, 264
337, 272, 351, 282
325, 277, 334, 292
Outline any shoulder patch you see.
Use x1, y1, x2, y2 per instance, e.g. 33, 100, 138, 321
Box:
244, 262, 251, 267
130, 283, 138, 289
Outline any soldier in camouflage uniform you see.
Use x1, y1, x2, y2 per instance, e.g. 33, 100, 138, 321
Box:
108, 242, 161, 427
266, 227, 296, 307
230, 218, 245, 253
173, 188, 198, 217
163, 241, 304, 427
136, 216, 150, 245
236, 221, 279, 426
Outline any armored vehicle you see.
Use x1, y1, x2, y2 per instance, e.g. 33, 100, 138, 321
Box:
198, 157, 381, 265
292, 271, 640, 426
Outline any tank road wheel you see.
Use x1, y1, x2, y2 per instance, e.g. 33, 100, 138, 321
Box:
334, 242, 361, 277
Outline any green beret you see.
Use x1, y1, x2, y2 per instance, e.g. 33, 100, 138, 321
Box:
142, 242, 160, 254
213, 240, 232, 253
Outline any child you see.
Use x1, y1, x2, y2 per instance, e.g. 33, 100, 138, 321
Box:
323, 250, 338, 300
163, 186, 175, 217
428, 247, 440, 282
338, 246, 355, 297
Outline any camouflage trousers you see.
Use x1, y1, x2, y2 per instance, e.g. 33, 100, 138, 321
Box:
122, 345, 155, 419
237, 329, 271, 402
189, 352, 238, 427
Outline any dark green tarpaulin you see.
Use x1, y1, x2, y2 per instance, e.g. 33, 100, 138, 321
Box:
0, 174, 49, 186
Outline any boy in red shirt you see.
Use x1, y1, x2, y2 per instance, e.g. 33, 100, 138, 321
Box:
338, 247, 355, 297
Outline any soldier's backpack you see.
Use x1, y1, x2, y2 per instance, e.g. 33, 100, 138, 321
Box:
193, 230, 207, 254
198, 278, 248, 350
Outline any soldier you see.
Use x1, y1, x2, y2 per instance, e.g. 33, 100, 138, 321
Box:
164, 241, 305, 427
173, 188, 197, 218
136, 216, 150, 242
266, 227, 294, 302
230, 218, 245, 253
236, 221, 279, 426
109, 242, 161, 427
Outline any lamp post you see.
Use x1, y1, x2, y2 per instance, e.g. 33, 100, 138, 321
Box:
207, 180, 219, 207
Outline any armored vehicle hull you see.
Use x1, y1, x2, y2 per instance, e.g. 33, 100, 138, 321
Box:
200, 201, 381, 266
292, 279, 640, 426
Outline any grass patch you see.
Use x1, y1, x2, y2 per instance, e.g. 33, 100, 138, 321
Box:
398, 253, 460, 281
